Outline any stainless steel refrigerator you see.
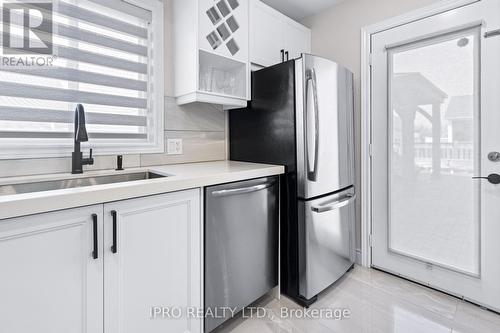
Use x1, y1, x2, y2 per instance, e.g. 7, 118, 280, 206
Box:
229, 54, 355, 306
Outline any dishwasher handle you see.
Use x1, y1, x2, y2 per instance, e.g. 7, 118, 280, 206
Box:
211, 181, 276, 197
311, 194, 356, 213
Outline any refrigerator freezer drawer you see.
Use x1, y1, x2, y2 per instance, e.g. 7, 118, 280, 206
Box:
298, 188, 355, 299
204, 177, 279, 332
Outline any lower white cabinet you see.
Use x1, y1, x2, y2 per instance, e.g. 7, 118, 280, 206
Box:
0, 189, 202, 333
0, 205, 104, 333
104, 189, 202, 333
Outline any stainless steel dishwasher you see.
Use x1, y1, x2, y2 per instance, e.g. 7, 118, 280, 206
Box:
204, 176, 279, 332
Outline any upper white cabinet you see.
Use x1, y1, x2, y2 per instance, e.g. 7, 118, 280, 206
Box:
284, 19, 312, 61
173, 0, 309, 107
0, 205, 104, 333
174, 0, 250, 108
249, 0, 285, 67
249, 0, 311, 67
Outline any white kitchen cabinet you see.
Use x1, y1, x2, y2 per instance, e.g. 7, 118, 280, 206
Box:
284, 19, 311, 61
104, 189, 202, 333
0, 205, 104, 333
249, 0, 285, 67
249, 0, 311, 67
0, 189, 202, 333
174, 0, 249, 108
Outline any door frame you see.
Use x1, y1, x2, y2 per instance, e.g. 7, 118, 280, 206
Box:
359, 0, 481, 267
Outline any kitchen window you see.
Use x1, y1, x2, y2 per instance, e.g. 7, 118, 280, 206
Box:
0, 0, 164, 158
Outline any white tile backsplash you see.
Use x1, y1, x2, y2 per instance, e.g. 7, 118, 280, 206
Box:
0, 97, 226, 178
0, 155, 142, 178
141, 131, 225, 166
165, 97, 225, 131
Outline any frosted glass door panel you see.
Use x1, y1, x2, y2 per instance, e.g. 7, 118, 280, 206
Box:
388, 28, 480, 275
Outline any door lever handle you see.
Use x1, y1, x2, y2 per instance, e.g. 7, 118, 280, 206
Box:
472, 173, 500, 184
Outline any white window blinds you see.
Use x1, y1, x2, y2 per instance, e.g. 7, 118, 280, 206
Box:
0, 0, 164, 158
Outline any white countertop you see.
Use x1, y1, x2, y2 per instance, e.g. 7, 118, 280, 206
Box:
0, 161, 284, 220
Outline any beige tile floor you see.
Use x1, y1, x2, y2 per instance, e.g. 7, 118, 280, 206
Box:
213, 266, 500, 333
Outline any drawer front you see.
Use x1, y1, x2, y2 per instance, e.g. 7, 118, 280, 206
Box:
299, 188, 355, 299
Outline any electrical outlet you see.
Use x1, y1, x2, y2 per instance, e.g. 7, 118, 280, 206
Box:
167, 138, 183, 155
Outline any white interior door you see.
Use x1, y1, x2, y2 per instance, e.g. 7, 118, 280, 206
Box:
371, 0, 500, 311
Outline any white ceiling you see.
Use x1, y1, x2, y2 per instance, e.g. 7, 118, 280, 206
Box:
261, 0, 346, 21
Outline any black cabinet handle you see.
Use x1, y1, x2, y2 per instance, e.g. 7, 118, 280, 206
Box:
280, 49, 284, 62
111, 210, 117, 254
285, 51, 289, 61
92, 214, 98, 259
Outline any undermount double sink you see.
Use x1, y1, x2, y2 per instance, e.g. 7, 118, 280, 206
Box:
0, 171, 167, 196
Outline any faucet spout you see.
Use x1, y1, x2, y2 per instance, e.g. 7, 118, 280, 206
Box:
75, 103, 89, 143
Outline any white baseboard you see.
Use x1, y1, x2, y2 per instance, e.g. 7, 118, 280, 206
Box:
270, 286, 280, 300
355, 248, 363, 266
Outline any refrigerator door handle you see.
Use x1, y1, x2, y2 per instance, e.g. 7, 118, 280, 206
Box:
305, 68, 319, 182
311, 194, 356, 213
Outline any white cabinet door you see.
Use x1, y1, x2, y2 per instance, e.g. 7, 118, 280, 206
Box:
0, 206, 104, 333
104, 189, 202, 333
249, 0, 285, 67
284, 20, 311, 61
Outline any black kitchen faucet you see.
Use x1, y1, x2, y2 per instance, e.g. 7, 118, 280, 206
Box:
72, 104, 94, 174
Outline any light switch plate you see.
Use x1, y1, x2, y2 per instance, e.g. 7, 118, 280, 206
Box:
167, 138, 183, 155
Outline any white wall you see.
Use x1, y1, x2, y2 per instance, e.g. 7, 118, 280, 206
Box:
301, 0, 441, 251
0, 0, 226, 178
